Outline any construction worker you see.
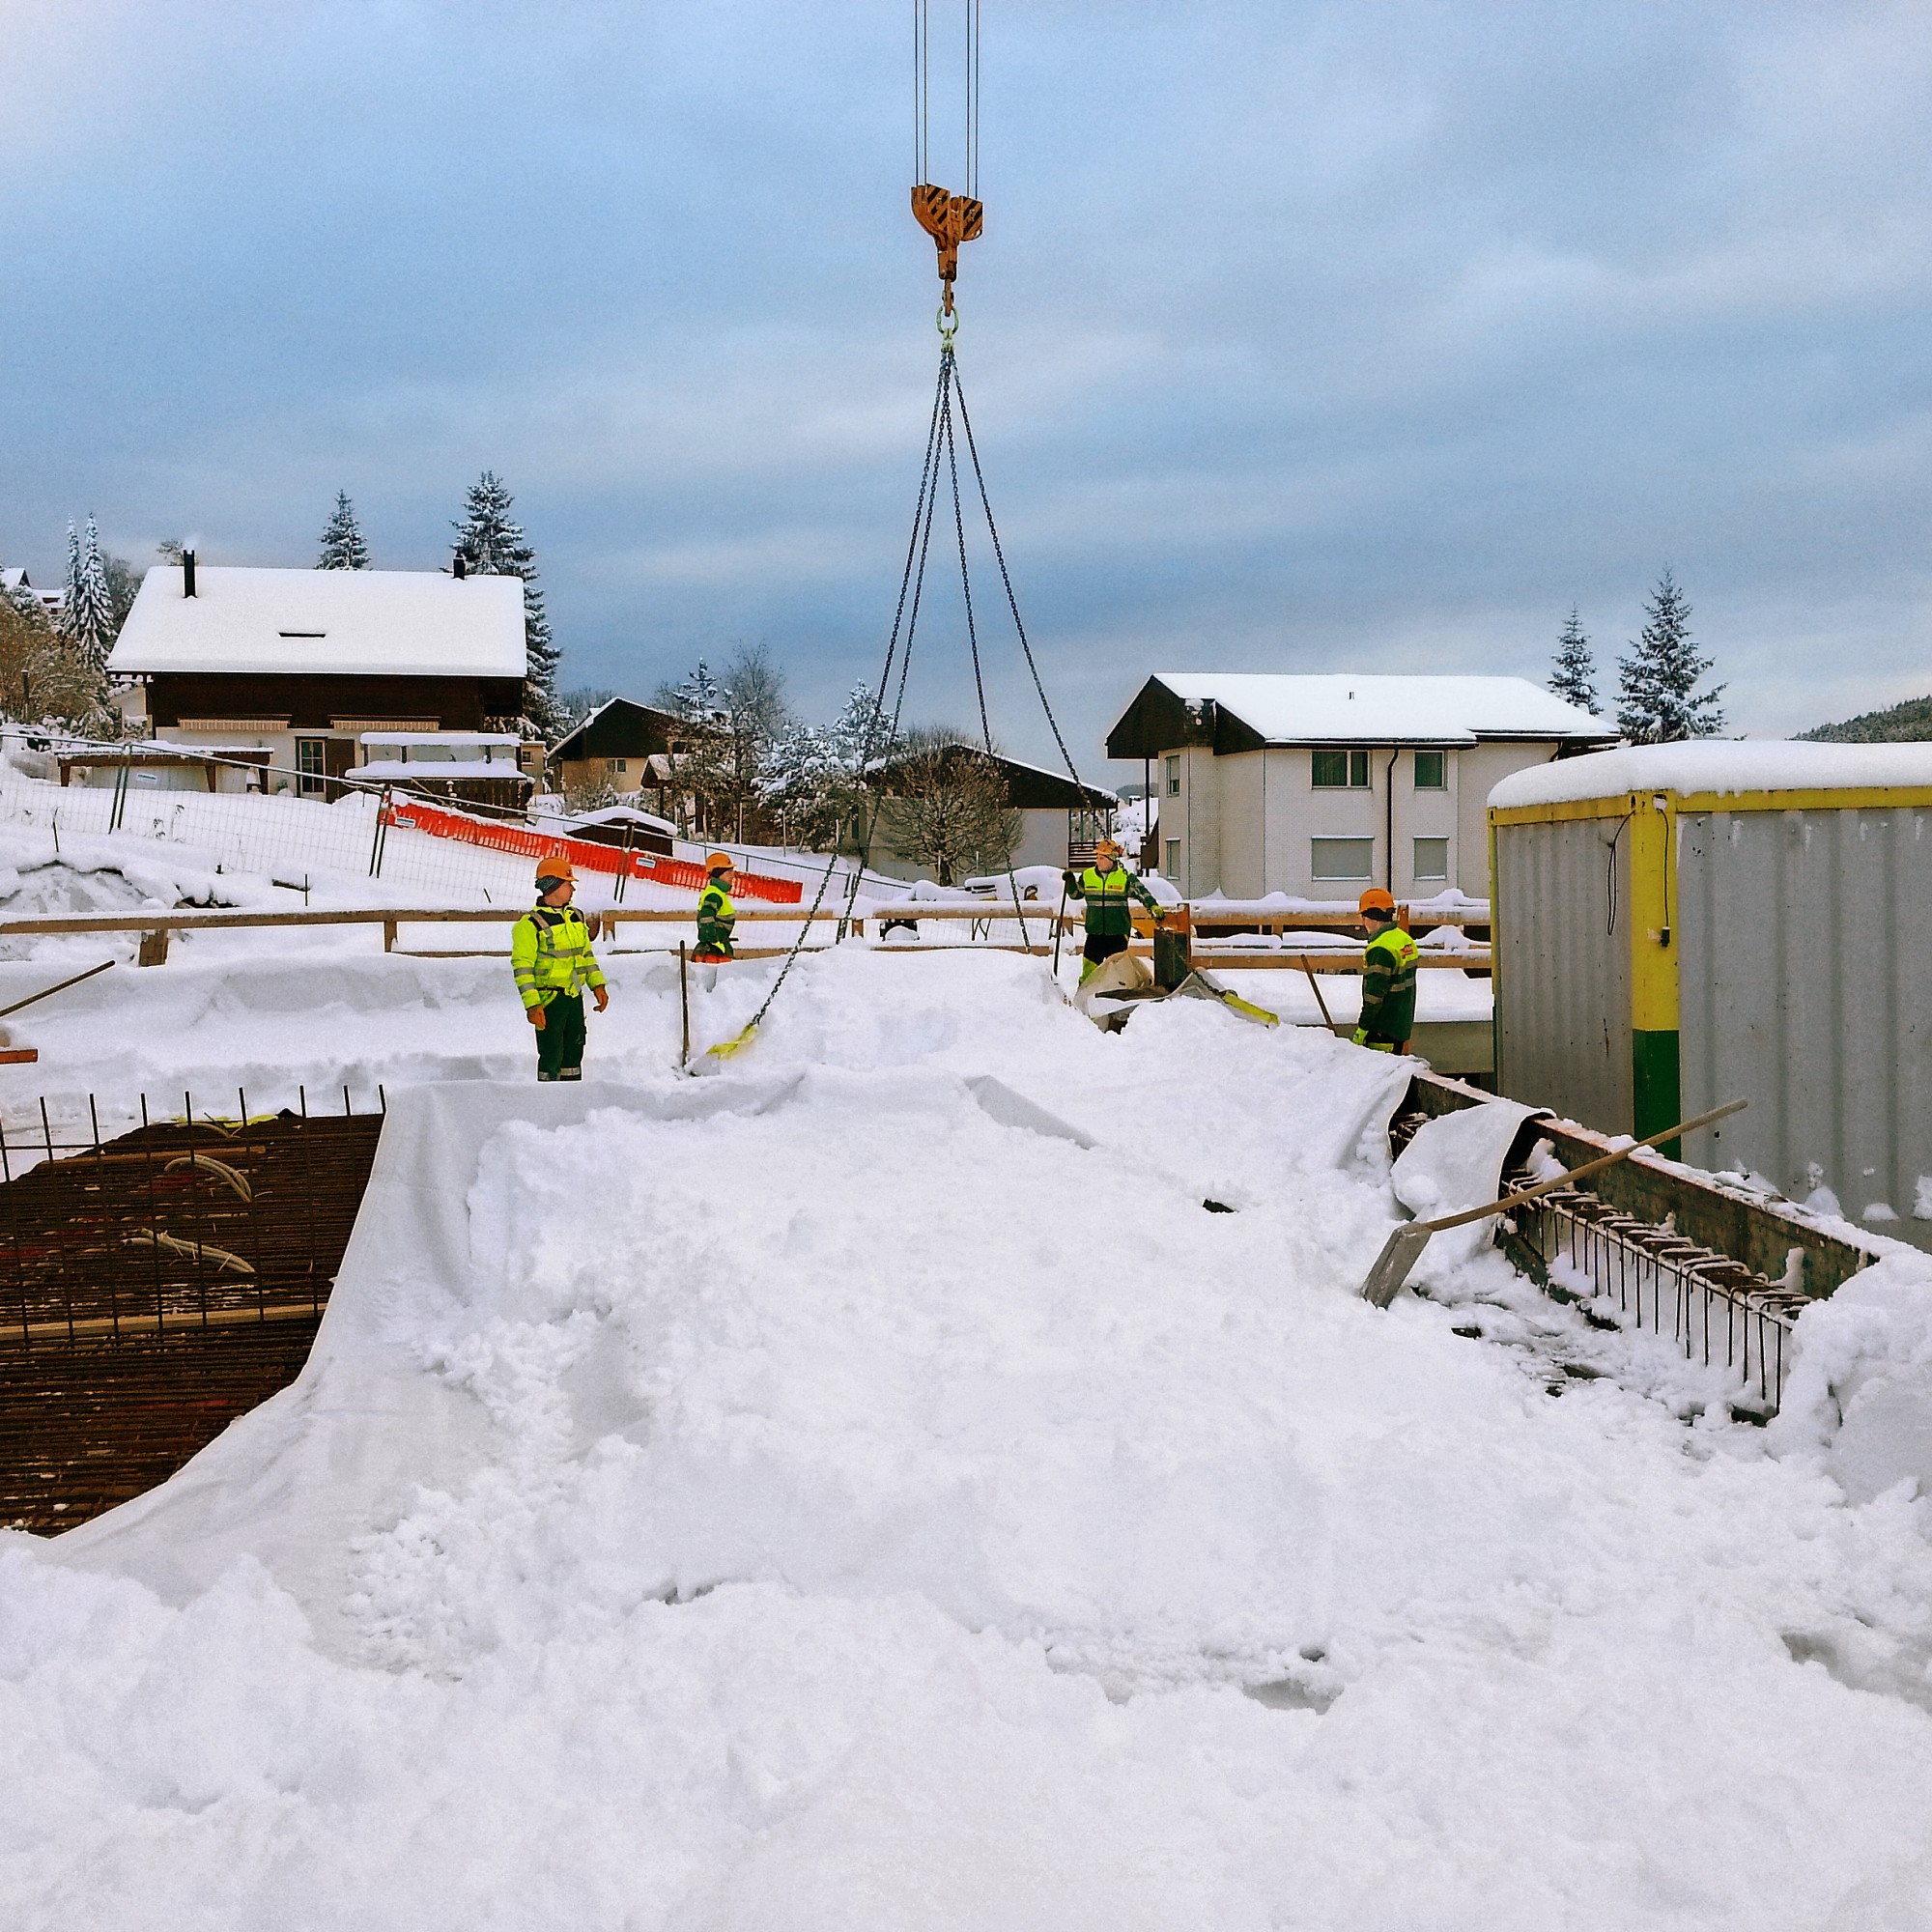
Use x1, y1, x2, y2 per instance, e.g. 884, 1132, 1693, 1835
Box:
512, 856, 609, 1082
695, 853, 737, 963
1353, 888, 1417, 1054
1063, 836, 1163, 983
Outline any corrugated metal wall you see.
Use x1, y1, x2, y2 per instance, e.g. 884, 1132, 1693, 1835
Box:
1677, 807, 1932, 1221
1495, 817, 1631, 1132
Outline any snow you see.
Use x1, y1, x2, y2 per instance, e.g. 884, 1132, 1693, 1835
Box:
560, 805, 679, 838
1141, 673, 1612, 746
1771, 1252, 1932, 1503
348, 760, 526, 781
1491, 738, 1932, 810
108, 566, 526, 679
3, 949, 1932, 1923
1390, 1095, 1547, 1267
356, 732, 522, 748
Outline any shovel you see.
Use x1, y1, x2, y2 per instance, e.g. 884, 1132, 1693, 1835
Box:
1359, 1097, 1747, 1309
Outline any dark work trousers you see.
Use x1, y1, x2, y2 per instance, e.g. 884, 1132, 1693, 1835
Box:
1082, 933, 1129, 968
535, 993, 586, 1081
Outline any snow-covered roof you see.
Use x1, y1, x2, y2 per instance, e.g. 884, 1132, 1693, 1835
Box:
1117, 672, 1612, 751
561, 805, 679, 837
347, 760, 532, 781
108, 566, 526, 679
1492, 740, 1932, 810
356, 731, 522, 748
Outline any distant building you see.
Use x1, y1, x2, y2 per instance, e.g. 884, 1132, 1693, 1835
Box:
1, 567, 63, 621
852, 742, 1118, 884
1105, 672, 1616, 900
107, 555, 528, 798
545, 697, 715, 819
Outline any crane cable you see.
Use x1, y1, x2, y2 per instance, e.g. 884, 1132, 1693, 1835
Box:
713, 1, 1090, 1054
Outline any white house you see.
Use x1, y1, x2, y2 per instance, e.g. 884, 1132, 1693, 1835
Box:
1106, 672, 1616, 900
107, 555, 528, 796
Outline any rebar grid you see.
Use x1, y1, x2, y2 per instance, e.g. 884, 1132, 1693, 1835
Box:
0, 1088, 385, 1534
1514, 1186, 1808, 1409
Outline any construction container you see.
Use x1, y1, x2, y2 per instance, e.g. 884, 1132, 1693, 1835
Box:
1488, 742, 1932, 1242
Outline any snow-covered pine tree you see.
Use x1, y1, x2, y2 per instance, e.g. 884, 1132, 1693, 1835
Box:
1548, 608, 1598, 713
452, 471, 564, 736
659, 660, 726, 726
62, 517, 117, 673
316, 492, 372, 570
827, 679, 893, 774
1616, 569, 1725, 742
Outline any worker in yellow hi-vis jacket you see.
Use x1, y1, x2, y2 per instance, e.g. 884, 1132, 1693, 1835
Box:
512, 857, 609, 1081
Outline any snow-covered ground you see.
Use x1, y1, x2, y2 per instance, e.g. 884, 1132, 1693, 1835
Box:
4, 945, 1932, 1927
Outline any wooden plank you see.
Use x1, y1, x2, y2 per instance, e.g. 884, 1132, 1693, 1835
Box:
1186, 952, 1491, 972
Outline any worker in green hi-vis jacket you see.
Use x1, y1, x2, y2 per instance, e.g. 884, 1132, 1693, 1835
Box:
1063, 836, 1164, 983
1352, 887, 1417, 1053
695, 853, 737, 962
512, 857, 610, 1082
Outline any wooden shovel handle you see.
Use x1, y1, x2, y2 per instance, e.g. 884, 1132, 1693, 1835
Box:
1415, 1097, 1748, 1235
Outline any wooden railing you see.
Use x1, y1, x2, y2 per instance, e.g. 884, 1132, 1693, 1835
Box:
0, 902, 1492, 973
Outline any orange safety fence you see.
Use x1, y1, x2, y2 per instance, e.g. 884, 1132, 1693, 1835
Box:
382, 799, 805, 903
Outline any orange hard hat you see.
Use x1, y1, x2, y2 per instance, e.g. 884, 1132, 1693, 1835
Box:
1358, 888, 1396, 916
705, 851, 735, 874
536, 855, 576, 885
1096, 834, 1123, 855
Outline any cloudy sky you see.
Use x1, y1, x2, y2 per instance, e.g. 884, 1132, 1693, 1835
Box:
3, 0, 1928, 775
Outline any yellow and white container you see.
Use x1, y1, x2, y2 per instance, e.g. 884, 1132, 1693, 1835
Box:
1489, 742, 1932, 1236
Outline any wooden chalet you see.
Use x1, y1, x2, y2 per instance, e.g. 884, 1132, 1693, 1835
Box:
107, 554, 529, 799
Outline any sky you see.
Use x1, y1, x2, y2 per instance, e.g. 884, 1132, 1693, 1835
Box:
2, 0, 1929, 777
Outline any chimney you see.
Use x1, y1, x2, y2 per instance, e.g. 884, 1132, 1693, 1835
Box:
452, 552, 468, 580
182, 550, 197, 597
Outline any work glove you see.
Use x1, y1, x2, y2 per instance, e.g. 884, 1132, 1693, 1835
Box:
527, 1005, 546, 1030
1350, 1026, 1368, 1046
592, 985, 610, 1012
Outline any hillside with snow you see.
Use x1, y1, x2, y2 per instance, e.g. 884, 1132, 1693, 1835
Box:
3, 949, 1932, 1928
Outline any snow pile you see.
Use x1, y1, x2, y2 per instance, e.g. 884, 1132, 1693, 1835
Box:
5, 952, 1932, 1925
1772, 1250, 1932, 1503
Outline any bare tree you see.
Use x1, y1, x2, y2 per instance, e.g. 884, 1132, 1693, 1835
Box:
872, 729, 1023, 886
657, 643, 792, 839
0, 586, 111, 728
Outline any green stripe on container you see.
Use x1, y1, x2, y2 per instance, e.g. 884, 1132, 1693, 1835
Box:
1633, 1029, 1682, 1153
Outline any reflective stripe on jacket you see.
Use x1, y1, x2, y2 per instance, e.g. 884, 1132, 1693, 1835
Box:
511, 903, 607, 1009
1358, 923, 1418, 1044
1064, 863, 1159, 939
696, 883, 737, 957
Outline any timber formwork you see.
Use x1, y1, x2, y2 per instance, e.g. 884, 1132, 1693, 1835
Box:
0, 1107, 383, 1534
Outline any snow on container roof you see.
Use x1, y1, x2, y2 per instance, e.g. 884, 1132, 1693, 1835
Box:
1107, 672, 1613, 755
108, 566, 527, 679
1490, 740, 1932, 810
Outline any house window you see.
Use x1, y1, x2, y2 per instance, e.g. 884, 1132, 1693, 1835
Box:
1413, 750, 1446, 790
1312, 749, 1371, 788
607, 758, 628, 775
1311, 837, 1375, 880
1164, 838, 1180, 877
1413, 837, 1450, 881
296, 737, 328, 799
1165, 755, 1180, 797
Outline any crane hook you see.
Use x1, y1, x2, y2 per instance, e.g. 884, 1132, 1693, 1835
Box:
911, 183, 983, 318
